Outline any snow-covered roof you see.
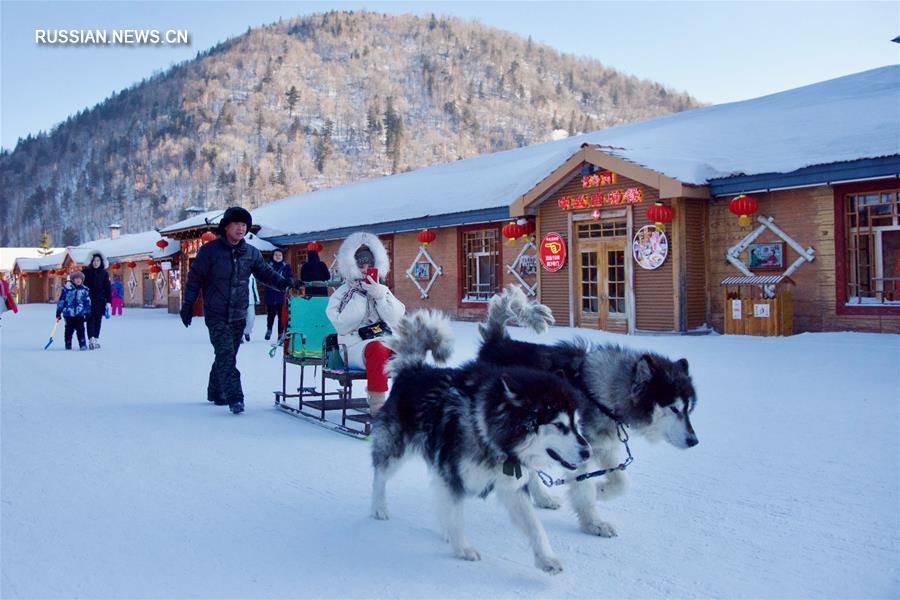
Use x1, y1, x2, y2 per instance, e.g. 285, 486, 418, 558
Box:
253, 65, 899, 238
243, 232, 277, 252
69, 230, 180, 263
1, 248, 64, 272
160, 209, 285, 240
14, 252, 66, 271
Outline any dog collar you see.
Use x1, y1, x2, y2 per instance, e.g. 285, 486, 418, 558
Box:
502, 458, 523, 479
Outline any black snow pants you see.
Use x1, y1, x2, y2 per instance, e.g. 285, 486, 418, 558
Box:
64, 316, 87, 349
265, 304, 284, 336
86, 306, 104, 339
206, 318, 246, 406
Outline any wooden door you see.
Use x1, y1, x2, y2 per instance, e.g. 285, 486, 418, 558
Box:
577, 239, 627, 331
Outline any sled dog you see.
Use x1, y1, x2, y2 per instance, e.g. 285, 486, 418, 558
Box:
371, 310, 592, 574
478, 286, 699, 537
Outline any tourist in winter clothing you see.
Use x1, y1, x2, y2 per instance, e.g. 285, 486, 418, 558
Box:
56, 271, 92, 350
0, 273, 18, 318
83, 253, 111, 349
263, 249, 293, 341
243, 273, 260, 342
110, 275, 124, 316
180, 206, 298, 415
300, 248, 331, 297
325, 232, 404, 414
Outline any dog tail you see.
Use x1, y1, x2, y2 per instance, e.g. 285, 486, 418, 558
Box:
385, 310, 454, 375
479, 285, 555, 342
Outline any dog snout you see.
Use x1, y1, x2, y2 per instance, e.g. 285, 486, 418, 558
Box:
579, 447, 592, 461
686, 436, 699, 448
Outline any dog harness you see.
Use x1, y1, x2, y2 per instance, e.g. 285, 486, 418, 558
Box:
537, 420, 634, 488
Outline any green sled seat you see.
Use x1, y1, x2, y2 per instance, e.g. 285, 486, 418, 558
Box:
274, 294, 371, 435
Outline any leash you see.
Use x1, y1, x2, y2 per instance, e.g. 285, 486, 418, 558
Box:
537, 421, 633, 488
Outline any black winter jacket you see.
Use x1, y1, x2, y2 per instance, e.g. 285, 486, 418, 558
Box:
83, 266, 111, 309
262, 260, 293, 305
182, 237, 292, 323
300, 251, 331, 297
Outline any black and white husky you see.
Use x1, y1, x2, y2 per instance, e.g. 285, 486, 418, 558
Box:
477, 286, 699, 538
370, 310, 592, 574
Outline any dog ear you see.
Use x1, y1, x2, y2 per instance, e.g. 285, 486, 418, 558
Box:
677, 358, 689, 374
501, 374, 524, 406
631, 354, 656, 398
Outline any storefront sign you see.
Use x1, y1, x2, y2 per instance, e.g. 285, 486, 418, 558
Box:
731, 299, 742, 320
160, 261, 172, 271
632, 225, 668, 270
558, 187, 643, 210
753, 303, 771, 318
581, 171, 617, 188
539, 233, 567, 272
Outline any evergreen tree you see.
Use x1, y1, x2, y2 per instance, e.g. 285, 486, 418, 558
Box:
285, 86, 300, 117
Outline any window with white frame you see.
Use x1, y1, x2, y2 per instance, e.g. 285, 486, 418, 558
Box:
845, 189, 900, 303
462, 229, 499, 301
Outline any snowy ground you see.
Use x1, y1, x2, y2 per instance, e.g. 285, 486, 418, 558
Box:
1, 304, 898, 599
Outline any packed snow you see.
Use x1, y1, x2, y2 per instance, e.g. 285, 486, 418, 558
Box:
1, 304, 898, 598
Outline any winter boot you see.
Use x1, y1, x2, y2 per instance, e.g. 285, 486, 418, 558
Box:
79, 343, 88, 351
88, 338, 96, 350
93, 338, 100, 349
229, 401, 245, 415
367, 391, 387, 415
65, 343, 72, 350
264, 329, 272, 341
244, 333, 250, 342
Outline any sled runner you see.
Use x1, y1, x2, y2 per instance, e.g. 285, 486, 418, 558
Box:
273, 294, 372, 436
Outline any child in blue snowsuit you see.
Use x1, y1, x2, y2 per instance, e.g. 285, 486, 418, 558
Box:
56, 271, 92, 350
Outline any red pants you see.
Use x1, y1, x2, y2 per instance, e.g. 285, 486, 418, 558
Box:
111, 298, 123, 315
363, 341, 392, 392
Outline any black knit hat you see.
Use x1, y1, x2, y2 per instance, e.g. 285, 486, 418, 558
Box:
217, 207, 253, 235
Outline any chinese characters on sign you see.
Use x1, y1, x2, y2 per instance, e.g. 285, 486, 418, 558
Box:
558, 187, 644, 210
581, 171, 617, 188
539, 233, 567, 272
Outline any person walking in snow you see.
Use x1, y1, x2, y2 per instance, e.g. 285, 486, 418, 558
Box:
300, 247, 331, 297
0, 272, 18, 323
110, 275, 124, 316
83, 253, 111, 349
325, 232, 405, 415
180, 206, 299, 415
56, 271, 92, 350
262, 249, 292, 341
243, 273, 260, 342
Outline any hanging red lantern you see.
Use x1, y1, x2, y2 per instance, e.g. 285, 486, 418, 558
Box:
646, 202, 674, 233
156, 239, 169, 250
416, 229, 436, 246
729, 194, 759, 227
147, 260, 157, 268
149, 265, 161, 274
502, 222, 523, 245
306, 241, 323, 253
517, 219, 536, 240
127, 261, 137, 269
111, 263, 120, 270
201, 231, 216, 244
20, 272, 27, 278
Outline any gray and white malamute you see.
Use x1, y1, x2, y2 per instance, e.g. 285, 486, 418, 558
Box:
371, 310, 592, 574
477, 286, 699, 538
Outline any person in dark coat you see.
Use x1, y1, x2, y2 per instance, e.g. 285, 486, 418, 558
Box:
262, 249, 293, 341
56, 271, 92, 350
300, 249, 331, 297
180, 207, 299, 415
83, 252, 111, 349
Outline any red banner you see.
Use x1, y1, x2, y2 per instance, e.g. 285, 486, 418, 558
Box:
539, 233, 566, 272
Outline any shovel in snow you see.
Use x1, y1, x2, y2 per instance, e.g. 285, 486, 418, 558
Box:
43, 318, 60, 350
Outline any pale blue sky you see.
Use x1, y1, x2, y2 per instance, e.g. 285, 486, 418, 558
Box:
1, 0, 898, 150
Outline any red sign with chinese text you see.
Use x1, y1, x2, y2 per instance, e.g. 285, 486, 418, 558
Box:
539, 233, 567, 272
557, 186, 644, 210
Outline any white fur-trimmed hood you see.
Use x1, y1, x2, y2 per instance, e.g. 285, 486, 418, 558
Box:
336, 232, 390, 282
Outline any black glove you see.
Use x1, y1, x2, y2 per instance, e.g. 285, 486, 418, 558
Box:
290, 278, 305, 290
179, 306, 193, 328
55, 311, 61, 320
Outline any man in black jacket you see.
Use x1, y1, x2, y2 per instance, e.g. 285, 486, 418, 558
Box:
180, 207, 297, 414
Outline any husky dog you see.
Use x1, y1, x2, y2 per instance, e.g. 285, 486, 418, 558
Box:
371, 310, 592, 574
478, 286, 698, 538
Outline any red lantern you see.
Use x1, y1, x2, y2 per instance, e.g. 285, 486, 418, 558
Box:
111, 263, 120, 270
201, 231, 216, 244
517, 219, 536, 240
417, 229, 436, 246
20, 272, 27, 278
147, 260, 157, 268
127, 261, 137, 269
149, 265, 161, 274
307, 242, 323, 253
156, 239, 169, 250
502, 222, 523, 244
646, 202, 674, 233
729, 194, 759, 227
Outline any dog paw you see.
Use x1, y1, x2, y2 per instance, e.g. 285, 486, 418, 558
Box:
581, 520, 617, 537
532, 494, 561, 510
535, 555, 563, 575
454, 546, 481, 561
371, 505, 390, 520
